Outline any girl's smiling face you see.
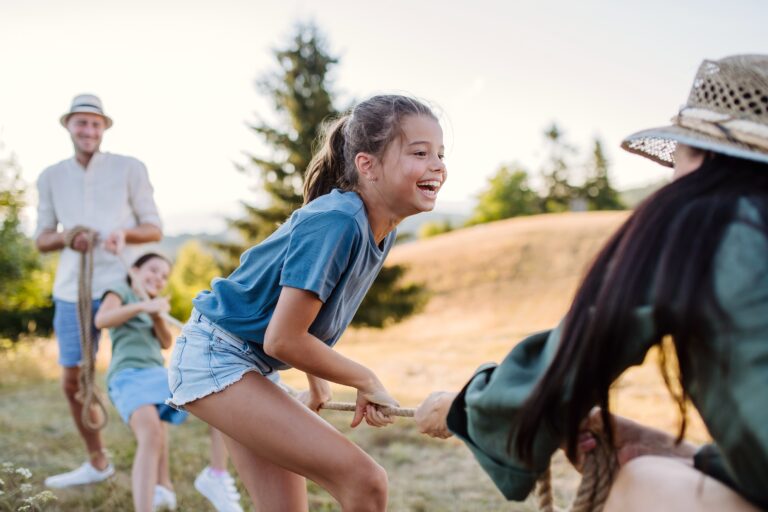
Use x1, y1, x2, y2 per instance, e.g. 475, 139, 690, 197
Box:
370, 115, 447, 217
134, 257, 171, 297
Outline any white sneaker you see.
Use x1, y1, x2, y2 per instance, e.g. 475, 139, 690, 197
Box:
153, 485, 177, 511
194, 467, 244, 512
44, 461, 115, 488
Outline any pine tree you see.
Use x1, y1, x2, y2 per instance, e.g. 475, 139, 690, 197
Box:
217, 22, 426, 328
582, 138, 625, 211
217, 23, 338, 267
540, 124, 577, 213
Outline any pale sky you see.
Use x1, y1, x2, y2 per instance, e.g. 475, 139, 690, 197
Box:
2, 0, 766, 235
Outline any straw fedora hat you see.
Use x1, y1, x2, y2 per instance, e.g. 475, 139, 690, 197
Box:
622, 55, 768, 167
60, 93, 113, 129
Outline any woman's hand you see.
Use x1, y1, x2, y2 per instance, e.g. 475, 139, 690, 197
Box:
142, 296, 170, 316
573, 408, 698, 469
297, 376, 332, 413
352, 378, 398, 428
415, 391, 457, 439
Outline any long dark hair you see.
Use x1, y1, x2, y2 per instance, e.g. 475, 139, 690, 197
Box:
514, 154, 768, 465
303, 95, 437, 204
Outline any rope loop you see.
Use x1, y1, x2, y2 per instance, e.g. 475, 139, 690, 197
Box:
535, 432, 618, 512
69, 225, 108, 432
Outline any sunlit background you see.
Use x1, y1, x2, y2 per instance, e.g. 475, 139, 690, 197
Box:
2, 0, 766, 234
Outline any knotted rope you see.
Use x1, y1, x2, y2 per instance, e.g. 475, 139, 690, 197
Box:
64, 226, 108, 432
534, 432, 618, 512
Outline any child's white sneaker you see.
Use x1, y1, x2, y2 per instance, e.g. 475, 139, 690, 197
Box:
153, 485, 177, 511
194, 466, 243, 512
44, 461, 114, 488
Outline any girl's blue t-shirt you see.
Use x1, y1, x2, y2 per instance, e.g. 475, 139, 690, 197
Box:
192, 189, 396, 370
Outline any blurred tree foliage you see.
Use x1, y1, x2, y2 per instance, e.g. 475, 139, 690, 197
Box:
418, 219, 454, 239
540, 123, 579, 213
167, 240, 220, 322
216, 22, 426, 328
582, 138, 625, 211
466, 164, 541, 226
466, 124, 625, 226
0, 147, 53, 341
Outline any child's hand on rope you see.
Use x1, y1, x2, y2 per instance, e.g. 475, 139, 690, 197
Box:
352, 380, 398, 428
103, 229, 126, 254
568, 408, 698, 472
142, 296, 171, 316
415, 391, 457, 439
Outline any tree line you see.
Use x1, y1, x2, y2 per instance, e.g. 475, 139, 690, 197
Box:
420, 124, 624, 238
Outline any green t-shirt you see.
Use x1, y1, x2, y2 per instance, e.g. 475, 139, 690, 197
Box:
104, 282, 165, 384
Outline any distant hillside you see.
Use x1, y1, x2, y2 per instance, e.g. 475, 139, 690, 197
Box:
621, 179, 668, 208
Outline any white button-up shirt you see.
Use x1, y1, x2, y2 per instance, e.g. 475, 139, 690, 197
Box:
35, 152, 162, 301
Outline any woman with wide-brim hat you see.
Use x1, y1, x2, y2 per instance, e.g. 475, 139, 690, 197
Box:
415, 54, 768, 511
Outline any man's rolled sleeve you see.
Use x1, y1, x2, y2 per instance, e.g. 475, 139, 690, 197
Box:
127, 159, 162, 228
34, 170, 58, 239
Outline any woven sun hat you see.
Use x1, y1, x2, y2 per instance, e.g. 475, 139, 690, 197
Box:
622, 55, 768, 167
60, 93, 113, 129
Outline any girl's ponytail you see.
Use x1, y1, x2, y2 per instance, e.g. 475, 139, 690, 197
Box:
303, 115, 354, 204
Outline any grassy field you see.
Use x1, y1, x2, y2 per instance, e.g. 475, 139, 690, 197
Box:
0, 211, 710, 511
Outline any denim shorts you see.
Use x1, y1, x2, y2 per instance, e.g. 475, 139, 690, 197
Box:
108, 367, 188, 425
53, 299, 102, 367
167, 309, 280, 410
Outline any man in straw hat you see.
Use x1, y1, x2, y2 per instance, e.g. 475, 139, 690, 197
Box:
416, 54, 768, 511
35, 93, 163, 488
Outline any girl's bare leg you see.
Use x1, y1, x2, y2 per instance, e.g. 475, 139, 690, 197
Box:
129, 405, 164, 512
209, 427, 229, 471
185, 372, 388, 512
157, 422, 172, 489
605, 456, 761, 512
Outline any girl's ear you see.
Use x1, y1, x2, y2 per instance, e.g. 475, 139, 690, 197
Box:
354, 152, 377, 182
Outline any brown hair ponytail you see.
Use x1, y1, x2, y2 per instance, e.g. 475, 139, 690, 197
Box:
303, 115, 353, 204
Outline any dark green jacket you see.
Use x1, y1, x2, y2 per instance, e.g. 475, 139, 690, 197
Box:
447, 200, 768, 508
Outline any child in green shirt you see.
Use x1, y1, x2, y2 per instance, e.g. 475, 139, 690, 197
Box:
95, 252, 186, 512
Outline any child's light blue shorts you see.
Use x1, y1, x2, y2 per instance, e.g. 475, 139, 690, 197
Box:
167, 309, 280, 410
108, 367, 189, 425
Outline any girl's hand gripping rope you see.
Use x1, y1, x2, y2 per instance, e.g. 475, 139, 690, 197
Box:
352, 379, 399, 428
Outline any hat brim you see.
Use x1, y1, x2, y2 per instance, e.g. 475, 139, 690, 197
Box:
621, 124, 768, 168
60, 109, 113, 129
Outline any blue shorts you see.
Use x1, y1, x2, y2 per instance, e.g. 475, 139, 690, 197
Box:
108, 367, 189, 425
167, 309, 280, 410
53, 299, 102, 368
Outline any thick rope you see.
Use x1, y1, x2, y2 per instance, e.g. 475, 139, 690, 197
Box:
65, 226, 108, 432
317, 395, 616, 512
534, 432, 618, 512
319, 401, 415, 417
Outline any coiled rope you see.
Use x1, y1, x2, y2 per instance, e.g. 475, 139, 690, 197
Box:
64, 226, 109, 432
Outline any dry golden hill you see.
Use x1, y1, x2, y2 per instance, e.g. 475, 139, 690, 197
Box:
284, 210, 708, 440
